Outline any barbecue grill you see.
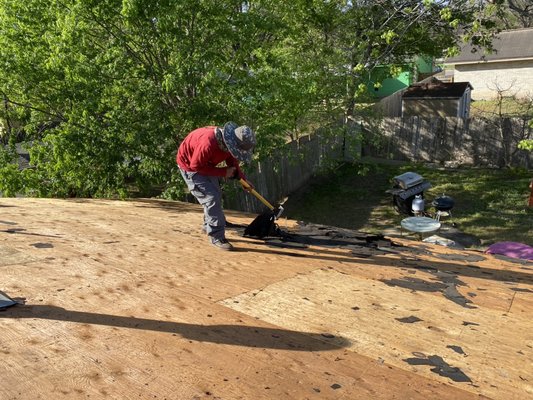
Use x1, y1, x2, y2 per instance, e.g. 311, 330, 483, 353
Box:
387, 172, 431, 216
432, 195, 455, 222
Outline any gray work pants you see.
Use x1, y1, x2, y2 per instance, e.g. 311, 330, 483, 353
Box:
179, 169, 226, 241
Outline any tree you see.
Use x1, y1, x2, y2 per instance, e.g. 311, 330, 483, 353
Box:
0, 0, 302, 197
0, 0, 505, 198
273, 0, 505, 163
502, 0, 533, 28
293, 1, 503, 119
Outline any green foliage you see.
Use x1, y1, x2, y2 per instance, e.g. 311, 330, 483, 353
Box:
288, 0, 503, 122
0, 0, 504, 199
495, 0, 533, 29
518, 139, 533, 152
0, 0, 301, 198
0, 146, 22, 196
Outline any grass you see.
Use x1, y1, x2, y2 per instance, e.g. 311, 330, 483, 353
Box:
470, 98, 533, 118
282, 160, 533, 248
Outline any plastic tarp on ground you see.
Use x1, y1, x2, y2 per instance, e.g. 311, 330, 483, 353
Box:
485, 241, 533, 261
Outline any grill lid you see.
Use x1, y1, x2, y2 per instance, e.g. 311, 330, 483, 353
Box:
392, 172, 424, 189
432, 195, 455, 211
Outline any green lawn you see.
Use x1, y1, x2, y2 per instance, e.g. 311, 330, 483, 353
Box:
282, 160, 533, 248
470, 98, 533, 118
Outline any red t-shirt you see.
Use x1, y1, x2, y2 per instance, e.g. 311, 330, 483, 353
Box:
177, 126, 244, 178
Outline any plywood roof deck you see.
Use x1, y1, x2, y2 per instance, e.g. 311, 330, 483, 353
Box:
0, 198, 531, 400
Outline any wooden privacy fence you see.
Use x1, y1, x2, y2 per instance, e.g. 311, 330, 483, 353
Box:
211, 116, 531, 214
365, 117, 533, 169
223, 132, 344, 213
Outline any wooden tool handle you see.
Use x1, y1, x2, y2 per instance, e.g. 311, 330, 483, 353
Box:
239, 179, 275, 211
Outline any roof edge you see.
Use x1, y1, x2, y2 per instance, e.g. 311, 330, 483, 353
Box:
443, 56, 533, 66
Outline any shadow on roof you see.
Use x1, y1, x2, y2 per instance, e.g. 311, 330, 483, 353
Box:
1, 304, 351, 351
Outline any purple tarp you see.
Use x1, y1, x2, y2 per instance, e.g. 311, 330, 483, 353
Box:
485, 241, 533, 261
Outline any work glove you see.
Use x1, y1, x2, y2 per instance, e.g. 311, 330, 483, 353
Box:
225, 166, 238, 179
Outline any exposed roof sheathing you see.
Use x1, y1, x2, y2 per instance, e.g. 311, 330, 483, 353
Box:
0, 198, 531, 399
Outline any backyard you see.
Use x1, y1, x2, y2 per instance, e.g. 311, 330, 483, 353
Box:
282, 159, 533, 248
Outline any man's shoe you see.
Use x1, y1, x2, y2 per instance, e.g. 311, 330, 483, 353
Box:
211, 238, 233, 251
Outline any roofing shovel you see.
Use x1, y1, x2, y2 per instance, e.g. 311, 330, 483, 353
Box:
239, 178, 284, 238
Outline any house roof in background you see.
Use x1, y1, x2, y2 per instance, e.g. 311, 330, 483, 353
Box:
402, 78, 472, 99
444, 28, 533, 64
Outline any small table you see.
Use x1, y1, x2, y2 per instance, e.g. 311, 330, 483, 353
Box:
401, 216, 441, 240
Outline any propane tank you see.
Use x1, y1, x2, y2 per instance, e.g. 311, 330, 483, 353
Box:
411, 195, 425, 216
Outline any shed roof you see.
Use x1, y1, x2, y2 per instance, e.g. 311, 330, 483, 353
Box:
402, 78, 472, 99
444, 28, 533, 64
